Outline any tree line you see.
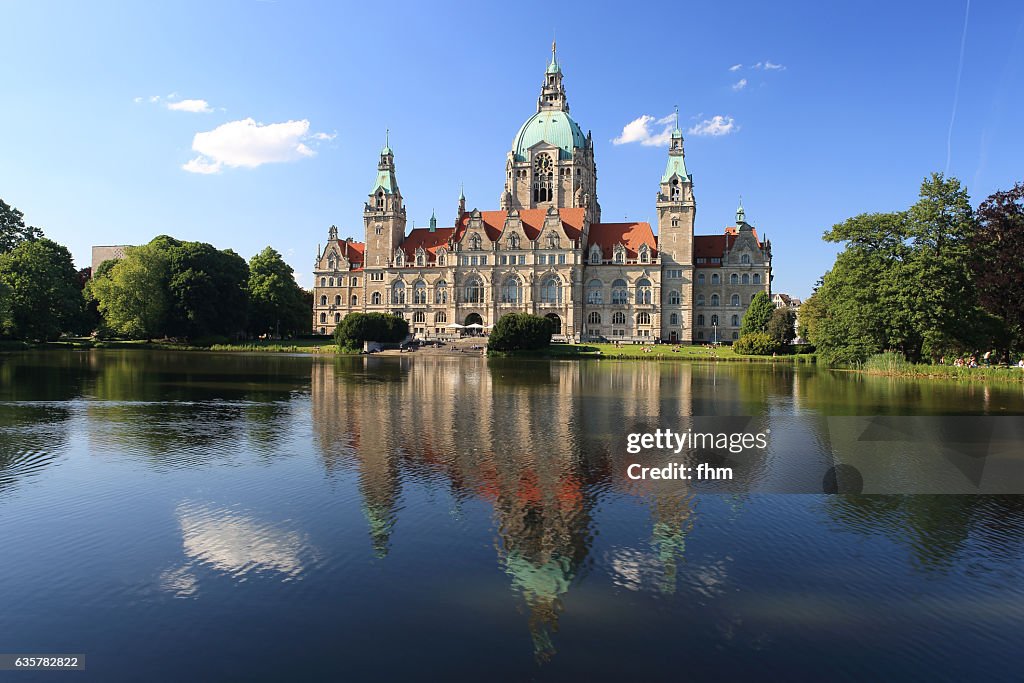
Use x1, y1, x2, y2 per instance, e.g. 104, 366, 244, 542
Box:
799, 174, 1024, 365
0, 198, 310, 343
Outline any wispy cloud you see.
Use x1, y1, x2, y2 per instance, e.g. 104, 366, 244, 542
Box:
728, 63, 743, 72
612, 113, 675, 146
752, 61, 786, 70
732, 78, 748, 91
167, 99, 212, 113
688, 115, 738, 137
182, 118, 328, 174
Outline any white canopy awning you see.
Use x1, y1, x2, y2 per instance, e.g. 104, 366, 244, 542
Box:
465, 323, 484, 329
446, 323, 465, 329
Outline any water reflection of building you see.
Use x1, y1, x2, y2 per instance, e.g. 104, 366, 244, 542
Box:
310, 357, 716, 659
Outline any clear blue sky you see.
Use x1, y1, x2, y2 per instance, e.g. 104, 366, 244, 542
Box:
2, 0, 1021, 295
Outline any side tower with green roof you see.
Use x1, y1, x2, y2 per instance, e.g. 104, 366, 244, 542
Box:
363, 132, 407, 269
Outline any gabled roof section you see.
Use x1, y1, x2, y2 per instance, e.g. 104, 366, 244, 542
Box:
322, 239, 366, 271
454, 207, 585, 243
694, 226, 764, 266
588, 222, 657, 260
400, 227, 456, 260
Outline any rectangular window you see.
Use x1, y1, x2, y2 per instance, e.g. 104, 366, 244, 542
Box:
370, 272, 384, 282
500, 255, 508, 265
558, 254, 566, 264
480, 255, 487, 265
518, 255, 526, 265
461, 256, 468, 266
470, 256, 478, 266
667, 269, 682, 279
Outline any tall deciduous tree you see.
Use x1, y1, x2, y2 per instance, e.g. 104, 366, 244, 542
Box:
247, 247, 308, 337
0, 238, 85, 340
740, 291, 774, 336
0, 199, 43, 254
767, 307, 797, 345
164, 239, 249, 340
972, 182, 1024, 354
88, 242, 169, 340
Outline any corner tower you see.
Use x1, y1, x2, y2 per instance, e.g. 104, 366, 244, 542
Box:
656, 111, 695, 266
503, 42, 601, 223
364, 133, 407, 268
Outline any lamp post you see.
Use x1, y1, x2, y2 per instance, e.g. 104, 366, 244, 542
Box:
713, 321, 718, 345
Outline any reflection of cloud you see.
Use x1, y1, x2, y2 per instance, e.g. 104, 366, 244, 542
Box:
160, 502, 318, 596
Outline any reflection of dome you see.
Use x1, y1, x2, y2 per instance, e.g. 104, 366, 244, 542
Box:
512, 110, 585, 161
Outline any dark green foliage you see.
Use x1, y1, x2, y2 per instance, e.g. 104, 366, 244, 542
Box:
767, 307, 797, 345
164, 240, 249, 340
0, 198, 43, 254
0, 238, 85, 340
733, 332, 780, 355
807, 173, 990, 364
248, 247, 309, 337
972, 182, 1024, 356
740, 291, 774, 335
487, 313, 553, 352
333, 312, 409, 350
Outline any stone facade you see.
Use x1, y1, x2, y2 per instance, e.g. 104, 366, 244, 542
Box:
313, 44, 772, 343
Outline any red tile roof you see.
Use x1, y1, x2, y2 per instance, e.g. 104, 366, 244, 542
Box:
400, 227, 456, 260
329, 239, 365, 270
587, 221, 657, 260
454, 207, 586, 244
693, 227, 763, 267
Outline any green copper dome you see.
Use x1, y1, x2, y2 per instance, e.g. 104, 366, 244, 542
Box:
512, 110, 585, 161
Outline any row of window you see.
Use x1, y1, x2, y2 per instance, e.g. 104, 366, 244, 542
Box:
696, 314, 741, 327
587, 311, 658, 326
319, 276, 359, 287
587, 243, 652, 265
697, 272, 762, 285
697, 293, 757, 307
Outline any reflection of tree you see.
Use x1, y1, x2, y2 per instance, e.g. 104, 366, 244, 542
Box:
649, 492, 695, 595
825, 494, 1024, 572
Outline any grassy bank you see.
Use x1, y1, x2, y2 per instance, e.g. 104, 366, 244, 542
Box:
1, 337, 344, 354
502, 342, 816, 363
856, 351, 1024, 382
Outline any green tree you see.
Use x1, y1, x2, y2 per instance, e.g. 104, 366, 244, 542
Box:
972, 181, 1024, 356
740, 291, 774, 335
767, 307, 796, 345
248, 247, 308, 337
334, 312, 409, 350
0, 198, 43, 254
487, 313, 553, 352
0, 238, 85, 340
163, 240, 249, 341
88, 242, 169, 339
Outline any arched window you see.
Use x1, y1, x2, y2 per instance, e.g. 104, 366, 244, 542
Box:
732, 331, 739, 340
711, 294, 720, 306
413, 312, 425, 323
670, 178, 681, 201
588, 311, 601, 325
469, 234, 482, 250
742, 273, 749, 284
319, 295, 327, 306
435, 280, 448, 304
712, 273, 720, 285
351, 295, 358, 306
507, 233, 520, 249
334, 313, 341, 323
589, 245, 602, 264
635, 278, 652, 305
320, 327, 326, 335
334, 295, 341, 305
371, 292, 381, 305
697, 273, 705, 285
753, 273, 761, 285
501, 276, 523, 304
413, 281, 427, 304
637, 312, 651, 325
415, 252, 425, 267
697, 314, 705, 326
730, 273, 738, 285
670, 313, 679, 325
611, 279, 629, 305
586, 279, 603, 304
546, 232, 559, 249
711, 314, 719, 326
638, 244, 650, 264
319, 313, 326, 323
351, 277, 358, 286
731, 314, 739, 326
464, 276, 484, 304
329, 277, 335, 287
731, 294, 740, 306
540, 277, 561, 304
436, 250, 446, 266
376, 191, 384, 209
668, 290, 680, 305
435, 311, 447, 324
319, 277, 326, 287
741, 254, 751, 264
392, 281, 406, 304
613, 246, 625, 264
697, 294, 705, 306
612, 311, 626, 325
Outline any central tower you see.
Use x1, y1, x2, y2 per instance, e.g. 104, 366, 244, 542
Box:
502, 42, 600, 223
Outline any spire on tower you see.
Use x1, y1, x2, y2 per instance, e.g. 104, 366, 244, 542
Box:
737, 196, 746, 224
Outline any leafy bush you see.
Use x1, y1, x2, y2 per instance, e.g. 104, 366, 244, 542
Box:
733, 332, 781, 355
487, 313, 553, 352
333, 312, 409, 350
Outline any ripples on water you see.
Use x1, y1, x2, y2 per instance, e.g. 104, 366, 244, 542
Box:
0, 351, 1022, 681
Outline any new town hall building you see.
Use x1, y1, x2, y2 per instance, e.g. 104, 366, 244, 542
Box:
313, 45, 772, 343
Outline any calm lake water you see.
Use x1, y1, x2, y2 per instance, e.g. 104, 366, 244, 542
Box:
1, 350, 1023, 681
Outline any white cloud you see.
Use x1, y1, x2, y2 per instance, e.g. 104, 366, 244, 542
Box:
311, 131, 336, 141
688, 115, 738, 137
752, 61, 786, 71
729, 63, 743, 72
732, 78, 748, 91
167, 98, 212, 113
133, 96, 144, 104
148, 95, 161, 103
613, 113, 675, 147
182, 117, 320, 174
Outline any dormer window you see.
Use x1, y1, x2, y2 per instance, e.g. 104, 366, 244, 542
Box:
469, 234, 482, 251
638, 244, 650, 264
589, 244, 601, 265
613, 244, 625, 264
